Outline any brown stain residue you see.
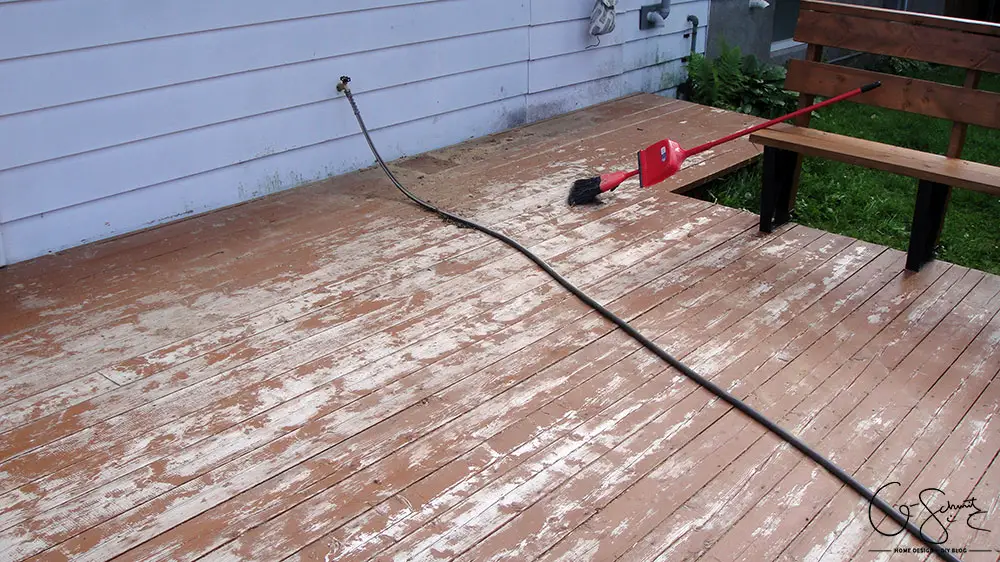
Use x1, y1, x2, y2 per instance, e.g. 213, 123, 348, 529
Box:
294, 310, 343, 332
433, 259, 481, 277
147, 459, 190, 487
292, 355, 336, 380
10, 96, 991, 562
111, 355, 154, 377
204, 342, 259, 366
0, 400, 96, 463
31, 549, 71, 562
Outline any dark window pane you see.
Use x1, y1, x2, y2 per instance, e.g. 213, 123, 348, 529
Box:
773, 0, 801, 41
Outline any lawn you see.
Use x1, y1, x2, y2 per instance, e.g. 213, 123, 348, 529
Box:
696, 65, 1000, 275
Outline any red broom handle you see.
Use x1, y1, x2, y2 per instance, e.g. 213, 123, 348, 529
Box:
684, 81, 881, 157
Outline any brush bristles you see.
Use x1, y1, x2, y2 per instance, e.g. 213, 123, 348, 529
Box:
567, 177, 602, 206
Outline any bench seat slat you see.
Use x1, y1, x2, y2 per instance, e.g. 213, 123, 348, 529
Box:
749, 126, 1000, 197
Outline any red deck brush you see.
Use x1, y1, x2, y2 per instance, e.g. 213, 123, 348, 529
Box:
567, 81, 882, 206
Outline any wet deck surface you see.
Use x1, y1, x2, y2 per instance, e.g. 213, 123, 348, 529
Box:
2, 94, 999, 561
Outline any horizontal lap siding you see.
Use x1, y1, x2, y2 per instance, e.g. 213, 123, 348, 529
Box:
0, 1, 526, 115
1, 63, 529, 221
0, 0, 708, 265
0, 0, 434, 59
526, 1, 708, 122
0, 29, 530, 172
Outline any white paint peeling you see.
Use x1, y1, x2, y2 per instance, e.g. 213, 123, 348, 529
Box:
855, 412, 886, 433
680, 150, 715, 169
823, 515, 875, 560
760, 239, 797, 256
784, 468, 820, 506
657, 455, 697, 481
968, 414, 992, 450
751, 513, 780, 538
749, 281, 773, 298
339, 504, 413, 557
867, 305, 890, 325
989, 327, 1000, 346
549, 537, 601, 562
803, 530, 839, 562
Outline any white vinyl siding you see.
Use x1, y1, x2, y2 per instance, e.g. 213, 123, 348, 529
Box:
0, 0, 708, 265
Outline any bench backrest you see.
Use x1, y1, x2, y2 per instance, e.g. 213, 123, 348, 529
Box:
786, 0, 1000, 157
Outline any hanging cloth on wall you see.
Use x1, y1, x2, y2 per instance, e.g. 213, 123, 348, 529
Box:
589, 0, 617, 36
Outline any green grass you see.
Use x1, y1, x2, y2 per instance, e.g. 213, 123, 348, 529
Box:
697, 66, 1000, 275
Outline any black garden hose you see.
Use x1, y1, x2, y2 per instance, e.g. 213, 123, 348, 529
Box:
336, 76, 961, 562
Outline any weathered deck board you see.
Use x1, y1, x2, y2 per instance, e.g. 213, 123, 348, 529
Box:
2, 94, 998, 561
617, 260, 970, 561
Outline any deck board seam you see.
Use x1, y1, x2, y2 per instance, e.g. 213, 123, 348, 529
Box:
622, 260, 965, 561
277, 222, 798, 560
701, 263, 966, 561
3, 201, 741, 557
695, 265, 996, 562
837, 284, 1000, 559
535, 250, 911, 560
0, 199, 716, 506
0, 195, 716, 436
100, 215, 785, 561
0, 98, 687, 348
504, 243, 897, 561
94, 370, 121, 388
370, 234, 882, 561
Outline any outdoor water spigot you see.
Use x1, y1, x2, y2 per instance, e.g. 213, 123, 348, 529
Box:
640, 0, 671, 29
685, 14, 699, 54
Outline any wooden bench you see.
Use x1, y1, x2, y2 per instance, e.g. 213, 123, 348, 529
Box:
750, 0, 1000, 271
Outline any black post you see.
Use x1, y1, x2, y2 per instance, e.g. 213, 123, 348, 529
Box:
906, 180, 950, 271
760, 146, 798, 233
773, 149, 798, 226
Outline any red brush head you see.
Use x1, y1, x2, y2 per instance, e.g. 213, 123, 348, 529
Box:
637, 139, 686, 188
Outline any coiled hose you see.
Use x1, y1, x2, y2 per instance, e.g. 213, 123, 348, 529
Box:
336, 76, 960, 562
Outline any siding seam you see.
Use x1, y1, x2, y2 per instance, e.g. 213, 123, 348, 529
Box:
0, 0, 451, 64
527, 0, 532, 104
2, 95, 528, 224
528, 56, 689, 97
0, 60, 530, 173
0, 24, 530, 120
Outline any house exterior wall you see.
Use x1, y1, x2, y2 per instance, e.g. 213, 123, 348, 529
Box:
0, 0, 708, 266
706, 0, 775, 61
705, 0, 948, 65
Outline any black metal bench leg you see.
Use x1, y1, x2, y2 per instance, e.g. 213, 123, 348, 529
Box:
773, 151, 798, 226
760, 147, 797, 233
906, 180, 950, 272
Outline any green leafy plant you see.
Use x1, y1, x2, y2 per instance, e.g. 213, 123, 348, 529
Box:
867, 55, 932, 76
685, 42, 799, 118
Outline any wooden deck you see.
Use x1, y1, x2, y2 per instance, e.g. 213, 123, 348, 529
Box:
2, 94, 999, 562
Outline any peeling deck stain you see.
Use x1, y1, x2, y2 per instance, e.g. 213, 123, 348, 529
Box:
2, 97, 991, 562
